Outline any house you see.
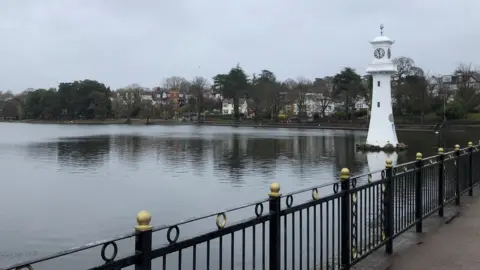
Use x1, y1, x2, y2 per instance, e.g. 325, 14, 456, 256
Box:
292, 93, 336, 117
152, 88, 187, 107
424, 73, 480, 104
440, 73, 480, 91
222, 98, 249, 115
354, 97, 369, 110
152, 88, 170, 105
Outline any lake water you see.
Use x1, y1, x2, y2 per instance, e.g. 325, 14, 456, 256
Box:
0, 123, 477, 269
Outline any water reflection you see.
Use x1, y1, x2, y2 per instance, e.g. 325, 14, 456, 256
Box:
58, 136, 111, 168
25, 133, 370, 187
27, 136, 111, 171
22, 128, 480, 187
333, 133, 367, 176
215, 134, 247, 184
366, 151, 399, 181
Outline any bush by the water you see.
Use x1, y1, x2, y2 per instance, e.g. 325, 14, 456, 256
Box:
437, 102, 467, 120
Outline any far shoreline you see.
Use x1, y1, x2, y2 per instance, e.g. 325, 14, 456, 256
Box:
1, 118, 478, 132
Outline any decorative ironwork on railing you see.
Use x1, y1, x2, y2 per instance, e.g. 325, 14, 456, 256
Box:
4, 142, 480, 270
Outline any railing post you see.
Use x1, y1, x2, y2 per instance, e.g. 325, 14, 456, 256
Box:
468, 142, 474, 196
415, 152, 423, 233
340, 168, 351, 270
455, 144, 461, 205
135, 210, 153, 270
384, 159, 394, 254
268, 183, 281, 270
438, 148, 445, 217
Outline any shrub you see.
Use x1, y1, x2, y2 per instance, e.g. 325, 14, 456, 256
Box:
439, 102, 467, 120
333, 111, 347, 119
354, 109, 368, 118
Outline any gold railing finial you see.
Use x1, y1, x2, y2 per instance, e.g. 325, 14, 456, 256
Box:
269, 182, 281, 197
135, 210, 152, 232
385, 159, 393, 168
340, 168, 350, 180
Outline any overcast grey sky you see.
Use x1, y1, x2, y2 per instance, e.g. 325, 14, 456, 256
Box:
1, 0, 479, 92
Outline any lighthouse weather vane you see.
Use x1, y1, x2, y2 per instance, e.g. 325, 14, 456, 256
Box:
380, 24, 384, 36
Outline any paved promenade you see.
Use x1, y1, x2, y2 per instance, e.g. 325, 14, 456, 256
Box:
388, 194, 480, 270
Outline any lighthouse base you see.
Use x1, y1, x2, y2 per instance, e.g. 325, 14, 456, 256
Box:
356, 142, 408, 153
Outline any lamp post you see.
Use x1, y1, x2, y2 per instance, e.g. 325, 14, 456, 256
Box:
435, 130, 441, 148
443, 93, 446, 123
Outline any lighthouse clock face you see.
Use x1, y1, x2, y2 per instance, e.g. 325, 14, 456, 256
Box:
374, 48, 385, 59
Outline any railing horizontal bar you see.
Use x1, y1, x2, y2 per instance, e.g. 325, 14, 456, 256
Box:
281, 180, 338, 197
279, 192, 343, 215
152, 198, 269, 232
392, 170, 416, 177
86, 254, 140, 270
351, 239, 388, 267
422, 163, 439, 169
350, 179, 386, 192
3, 232, 136, 270
393, 160, 417, 168
421, 206, 441, 221
350, 168, 386, 179
393, 221, 417, 239
150, 215, 270, 259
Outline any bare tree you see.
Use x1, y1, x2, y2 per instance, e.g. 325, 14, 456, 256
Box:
391, 56, 428, 118
116, 85, 143, 122
189, 76, 209, 116
290, 77, 312, 117
283, 78, 297, 90
454, 63, 480, 112
312, 77, 335, 118
0, 91, 14, 101
163, 76, 187, 91
392, 57, 423, 81
456, 64, 479, 89
392, 56, 424, 93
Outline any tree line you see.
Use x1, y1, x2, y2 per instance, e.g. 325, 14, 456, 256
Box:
0, 56, 479, 122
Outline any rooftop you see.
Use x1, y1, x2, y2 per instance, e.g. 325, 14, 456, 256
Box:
371, 35, 394, 44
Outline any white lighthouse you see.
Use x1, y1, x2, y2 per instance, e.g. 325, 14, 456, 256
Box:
366, 25, 398, 148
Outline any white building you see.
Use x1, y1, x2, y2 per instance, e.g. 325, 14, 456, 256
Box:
141, 94, 155, 105
354, 97, 369, 110
441, 74, 480, 91
222, 98, 248, 115
293, 93, 336, 117
365, 25, 398, 147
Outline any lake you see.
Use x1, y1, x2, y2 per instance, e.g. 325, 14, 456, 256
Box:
0, 123, 477, 269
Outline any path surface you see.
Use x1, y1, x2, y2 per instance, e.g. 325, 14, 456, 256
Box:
389, 196, 480, 270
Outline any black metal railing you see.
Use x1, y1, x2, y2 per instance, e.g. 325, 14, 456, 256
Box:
4, 142, 480, 270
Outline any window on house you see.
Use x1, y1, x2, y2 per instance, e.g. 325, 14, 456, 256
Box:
377, 81, 380, 87
377, 102, 380, 108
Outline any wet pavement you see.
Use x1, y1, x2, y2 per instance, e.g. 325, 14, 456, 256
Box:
353, 189, 480, 270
